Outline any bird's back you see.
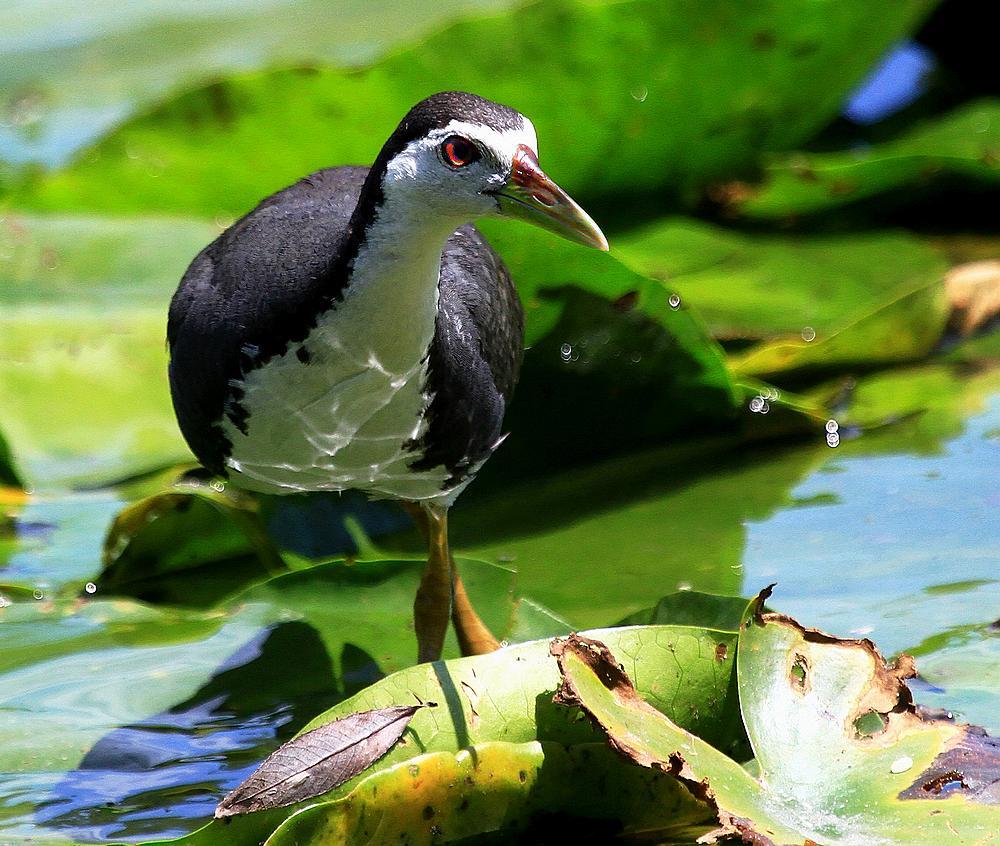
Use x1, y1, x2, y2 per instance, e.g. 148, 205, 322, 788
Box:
167, 165, 523, 497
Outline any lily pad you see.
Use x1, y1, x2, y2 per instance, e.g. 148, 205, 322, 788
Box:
617, 590, 751, 631
98, 480, 285, 606
0, 208, 745, 489
733, 100, 1000, 220
164, 623, 747, 846
10, 0, 936, 216
613, 216, 949, 342
0, 212, 216, 488
553, 595, 1000, 846
834, 354, 1000, 455
263, 741, 714, 846
0, 0, 520, 168
729, 277, 951, 379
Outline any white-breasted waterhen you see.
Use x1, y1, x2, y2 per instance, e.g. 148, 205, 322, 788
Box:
167, 91, 607, 662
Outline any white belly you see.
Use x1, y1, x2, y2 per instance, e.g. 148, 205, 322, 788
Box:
220, 217, 462, 503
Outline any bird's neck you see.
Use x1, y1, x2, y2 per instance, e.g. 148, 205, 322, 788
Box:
330, 172, 461, 372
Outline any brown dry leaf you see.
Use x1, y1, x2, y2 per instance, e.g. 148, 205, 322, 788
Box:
215, 703, 433, 818
945, 259, 1000, 336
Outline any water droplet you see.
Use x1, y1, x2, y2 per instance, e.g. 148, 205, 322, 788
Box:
749, 396, 765, 413
825, 419, 839, 434
85, 582, 97, 595
0, 594, 11, 608
630, 85, 648, 103
32, 589, 44, 600
801, 326, 816, 342
630, 352, 642, 363
826, 432, 841, 448
890, 756, 913, 774
676, 582, 693, 591
668, 293, 681, 309
560, 342, 572, 362
759, 401, 770, 414
210, 479, 226, 492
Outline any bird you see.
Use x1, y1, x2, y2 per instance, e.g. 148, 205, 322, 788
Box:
166, 91, 607, 663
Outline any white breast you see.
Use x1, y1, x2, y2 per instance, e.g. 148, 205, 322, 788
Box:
220, 204, 464, 504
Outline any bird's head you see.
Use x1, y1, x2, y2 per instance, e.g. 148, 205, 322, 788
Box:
375, 91, 608, 251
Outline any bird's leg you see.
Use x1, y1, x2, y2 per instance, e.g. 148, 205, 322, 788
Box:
406, 502, 500, 661
450, 567, 501, 657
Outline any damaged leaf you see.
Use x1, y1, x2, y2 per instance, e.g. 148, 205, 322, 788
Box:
552, 633, 803, 845
264, 741, 715, 846
160, 624, 746, 846
738, 587, 1000, 843
553, 597, 1000, 846
216, 703, 432, 817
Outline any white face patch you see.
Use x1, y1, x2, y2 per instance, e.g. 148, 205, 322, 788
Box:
383, 117, 539, 223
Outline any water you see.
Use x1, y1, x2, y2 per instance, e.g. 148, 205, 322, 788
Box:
1, 394, 996, 843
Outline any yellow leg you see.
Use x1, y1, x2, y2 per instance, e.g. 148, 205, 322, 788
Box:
407, 502, 500, 662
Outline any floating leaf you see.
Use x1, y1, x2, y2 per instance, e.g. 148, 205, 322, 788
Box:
733, 100, 1000, 220
617, 591, 751, 631
98, 480, 284, 606
10, 0, 936, 216
216, 703, 432, 818
737, 588, 1000, 844
729, 278, 951, 379
0, 0, 521, 168
833, 354, 1000, 455
0, 212, 216, 487
161, 623, 746, 845
263, 741, 714, 846
613, 217, 949, 343
0, 208, 746, 489
553, 595, 1000, 846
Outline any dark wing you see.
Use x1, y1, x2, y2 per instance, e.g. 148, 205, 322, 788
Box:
408, 224, 525, 487
167, 166, 368, 473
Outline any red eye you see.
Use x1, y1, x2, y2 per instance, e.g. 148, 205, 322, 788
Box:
441, 135, 480, 168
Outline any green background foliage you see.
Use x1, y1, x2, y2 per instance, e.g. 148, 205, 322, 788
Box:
0, 0, 997, 842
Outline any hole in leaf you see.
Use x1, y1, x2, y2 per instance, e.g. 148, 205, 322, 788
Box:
922, 771, 968, 795
853, 710, 888, 738
790, 653, 808, 690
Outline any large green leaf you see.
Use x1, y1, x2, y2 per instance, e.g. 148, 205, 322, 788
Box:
734, 100, 1000, 220
613, 217, 949, 341
729, 277, 951, 379
263, 741, 714, 845
834, 351, 1000, 455
736, 591, 999, 844
97, 481, 284, 606
554, 599, 1000, 845
9, 0, 936, 215
0, 0, 519, 168
0, 212, 216, 487
163, 623, 747, 846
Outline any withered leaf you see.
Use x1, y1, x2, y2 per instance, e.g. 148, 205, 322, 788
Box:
215, 702, 433, 818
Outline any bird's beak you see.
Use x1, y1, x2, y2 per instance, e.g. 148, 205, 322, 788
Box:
493, 145, 609, 251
